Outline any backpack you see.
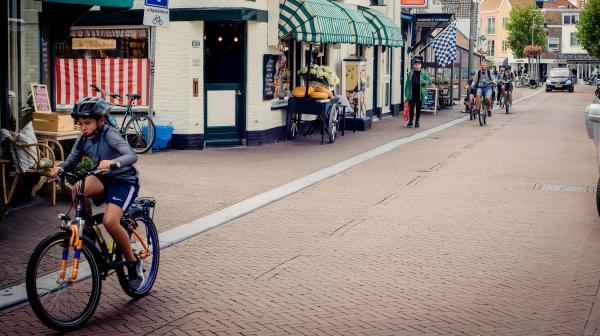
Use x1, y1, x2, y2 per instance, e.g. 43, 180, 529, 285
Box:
475, 69, 493, 87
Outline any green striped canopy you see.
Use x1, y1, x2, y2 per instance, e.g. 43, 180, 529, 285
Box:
330, 1, 374, 45
359, 7, 403, 47
279, 0, 354, 44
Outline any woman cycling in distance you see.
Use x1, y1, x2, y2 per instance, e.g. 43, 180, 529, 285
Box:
50, 97, 144, 290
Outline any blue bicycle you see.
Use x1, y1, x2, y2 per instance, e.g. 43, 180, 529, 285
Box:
25, 169, 159, 331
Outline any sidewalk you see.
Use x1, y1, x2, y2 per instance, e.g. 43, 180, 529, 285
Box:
0, 89, 536, 292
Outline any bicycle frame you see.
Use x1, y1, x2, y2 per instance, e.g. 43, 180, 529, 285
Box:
57, 171, 151, 281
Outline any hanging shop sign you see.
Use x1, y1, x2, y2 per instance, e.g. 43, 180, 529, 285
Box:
402, 0, 428, 8
72, 37, 117, 50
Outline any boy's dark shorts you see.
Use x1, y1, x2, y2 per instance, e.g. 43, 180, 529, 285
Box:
94, 176, 139, 211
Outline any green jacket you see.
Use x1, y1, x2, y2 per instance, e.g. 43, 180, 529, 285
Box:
404, 69, 431, 102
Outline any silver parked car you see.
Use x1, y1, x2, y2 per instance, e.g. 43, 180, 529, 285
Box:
584, 86, 600, 215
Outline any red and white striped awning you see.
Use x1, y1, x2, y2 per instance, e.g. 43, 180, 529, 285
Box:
55, 58, 150, 107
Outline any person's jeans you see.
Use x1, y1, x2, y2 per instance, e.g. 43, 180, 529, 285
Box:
409, 98, 422, 123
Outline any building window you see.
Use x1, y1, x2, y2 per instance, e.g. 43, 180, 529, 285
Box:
502, 40, 508, 52
487, 17, 496, 35
502, 17, 508, 29
570, 32, 579, 47
563, 14, 579, 24
487, 40, 495, 56
548, 37, 560, 51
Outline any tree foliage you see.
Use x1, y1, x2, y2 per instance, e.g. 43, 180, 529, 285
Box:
577, 0, 600, 60
506, 5, 547, 58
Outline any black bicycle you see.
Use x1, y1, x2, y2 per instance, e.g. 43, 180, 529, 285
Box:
26, 169, 159, 331
90, 85, 156, 154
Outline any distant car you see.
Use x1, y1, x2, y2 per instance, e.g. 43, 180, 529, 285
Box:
546, 68, 575, 92
584, 87, 600, 215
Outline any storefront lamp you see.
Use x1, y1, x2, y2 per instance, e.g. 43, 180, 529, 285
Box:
234, 37, 239, 42
218, 36, 223, 42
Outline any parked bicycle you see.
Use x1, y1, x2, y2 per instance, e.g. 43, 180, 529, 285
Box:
26, 169, 159, 331
90, 85, 156, 154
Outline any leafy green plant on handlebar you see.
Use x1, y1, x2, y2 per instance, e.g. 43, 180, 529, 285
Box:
64, 157, 95, 185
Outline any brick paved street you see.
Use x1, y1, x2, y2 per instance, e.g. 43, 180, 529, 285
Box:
2, 86, 600, 335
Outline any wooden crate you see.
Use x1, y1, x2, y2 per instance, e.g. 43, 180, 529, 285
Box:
32, 112, 74, 132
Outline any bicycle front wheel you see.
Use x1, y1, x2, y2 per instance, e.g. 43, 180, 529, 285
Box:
115, 210, 160, 298
123, 115, 156, 154
479, 108, 486, 126
505, 97, 510, 114
26, 232, 102, 331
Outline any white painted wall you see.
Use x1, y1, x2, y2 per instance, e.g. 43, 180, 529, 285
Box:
153, 21, 204, 135
561, 24, 586, 54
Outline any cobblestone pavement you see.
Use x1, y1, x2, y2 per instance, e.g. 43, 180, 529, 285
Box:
3, 86, 599, 336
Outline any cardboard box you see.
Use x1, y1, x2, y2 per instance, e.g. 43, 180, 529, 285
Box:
32, 112, 74, 132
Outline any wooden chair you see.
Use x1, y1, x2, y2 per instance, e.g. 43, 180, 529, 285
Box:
4, 139, 65, 206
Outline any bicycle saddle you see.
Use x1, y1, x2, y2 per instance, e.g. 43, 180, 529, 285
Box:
126, 93, 141, 100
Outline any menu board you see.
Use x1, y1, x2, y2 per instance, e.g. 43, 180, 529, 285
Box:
422, 88, 438, 113
31, 84, 52, 112
263, 54, 279, 100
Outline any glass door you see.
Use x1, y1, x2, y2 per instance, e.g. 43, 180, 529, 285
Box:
381, 48, 392, 115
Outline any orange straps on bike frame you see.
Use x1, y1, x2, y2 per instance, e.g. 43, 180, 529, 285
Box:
131, 229, 149, 260
67, 224, 83, 283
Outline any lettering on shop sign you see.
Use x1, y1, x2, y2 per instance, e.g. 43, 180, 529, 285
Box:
72, 38, 117, 50
263, 54, 279, 100
192, 59, 201, 67
192, 40, 201, 48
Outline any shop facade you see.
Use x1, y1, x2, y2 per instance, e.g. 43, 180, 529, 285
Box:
45, 0, 405, 148
1, 0, 133, 131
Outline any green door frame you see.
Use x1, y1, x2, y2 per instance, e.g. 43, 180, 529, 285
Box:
204, 83, 244, 146
203, 21, 247, 147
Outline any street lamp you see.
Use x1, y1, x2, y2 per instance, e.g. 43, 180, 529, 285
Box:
467, 0, 477, 84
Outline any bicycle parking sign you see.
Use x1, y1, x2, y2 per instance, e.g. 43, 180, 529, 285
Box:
144, 0, 169, 27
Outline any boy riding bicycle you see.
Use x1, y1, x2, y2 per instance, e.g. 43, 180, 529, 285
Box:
50, 97, 144, 290
471, 61, 496, 117
501, 67, 515, 105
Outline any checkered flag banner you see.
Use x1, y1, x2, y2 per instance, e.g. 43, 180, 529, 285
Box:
431, 22, 457, 67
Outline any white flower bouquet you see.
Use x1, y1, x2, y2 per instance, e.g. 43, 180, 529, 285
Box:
298, 65, 340, 88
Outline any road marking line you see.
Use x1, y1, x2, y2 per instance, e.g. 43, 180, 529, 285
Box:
0, 88, 545, 311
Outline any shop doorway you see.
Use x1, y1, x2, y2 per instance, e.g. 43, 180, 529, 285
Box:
381, 48, 392, 115
204, 22, 246, 146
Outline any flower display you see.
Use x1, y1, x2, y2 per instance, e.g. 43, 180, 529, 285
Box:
298, 65, 340, 88
524, 45, 543, 57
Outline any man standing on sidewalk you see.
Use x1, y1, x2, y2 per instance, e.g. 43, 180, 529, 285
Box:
404, 58, 431, 128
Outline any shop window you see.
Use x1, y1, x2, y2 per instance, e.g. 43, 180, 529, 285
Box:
7, 0, 42, 130
487, 17, 496, 35
305, 44, 328, 66
53, 26, 151, 107
56, 27, 149, 59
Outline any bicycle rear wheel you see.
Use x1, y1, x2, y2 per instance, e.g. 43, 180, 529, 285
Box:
123, 115, 156, 154
115, 210, 160, 298
26, 232, 102, 331
479, 106, 486, 126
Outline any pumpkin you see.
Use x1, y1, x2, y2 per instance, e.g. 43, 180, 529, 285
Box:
292, 86, 314, 97
314, 86, 334, 98
309, 91, 329, 99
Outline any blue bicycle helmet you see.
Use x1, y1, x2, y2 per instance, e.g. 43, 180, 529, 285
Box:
71, 97, 109, 120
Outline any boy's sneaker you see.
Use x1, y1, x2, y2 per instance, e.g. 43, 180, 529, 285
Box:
127, 259, 144, 290
407, 121, 413, 128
